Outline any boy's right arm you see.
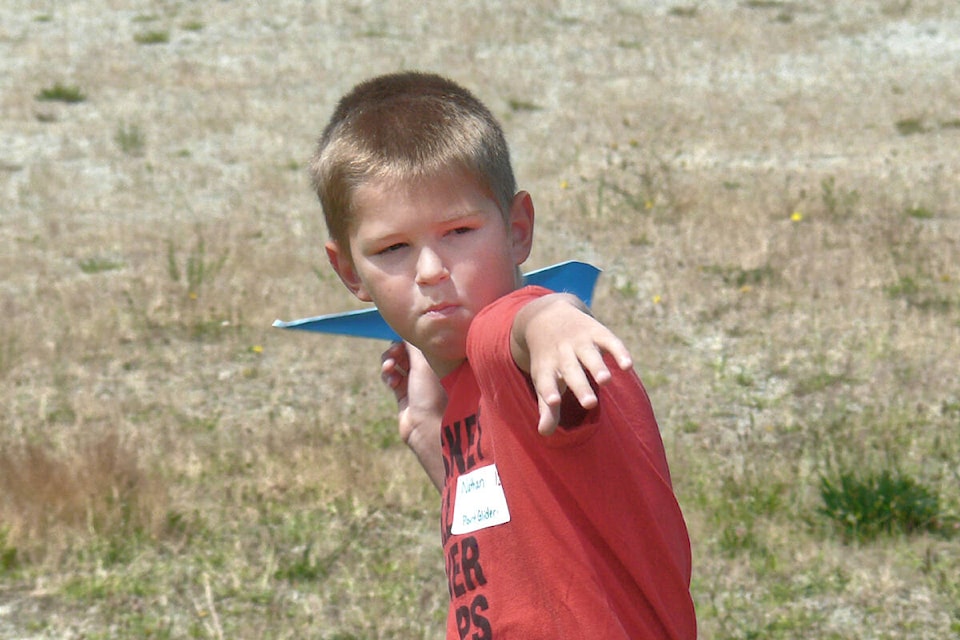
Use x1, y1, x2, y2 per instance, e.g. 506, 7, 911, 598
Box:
381, 342, 446, 492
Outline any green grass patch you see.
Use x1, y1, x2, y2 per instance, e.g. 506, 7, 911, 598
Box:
904, 205, 935, 219
115, 121, 146, 156
819, 469, 948, 543
792, 371, 851, 397
741, 0, 788, 8
507, 99, 542, 112
820, 175, 860, 219
703, 263, 778, 289
884, 275, 955, 312
668, 6, 700, 18
35, 83, 86, 103
134, 30, 170, 45
895, 117, 927, 136
0, 529, 19, 575
79, 256, 124, 274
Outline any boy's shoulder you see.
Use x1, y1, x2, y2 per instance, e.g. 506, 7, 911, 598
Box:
470, 285, 550, 333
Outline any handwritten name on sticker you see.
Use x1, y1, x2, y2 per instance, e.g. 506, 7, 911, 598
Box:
451, 464, 511, 535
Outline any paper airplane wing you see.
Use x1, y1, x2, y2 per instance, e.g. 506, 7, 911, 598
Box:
272, 260, 601, 340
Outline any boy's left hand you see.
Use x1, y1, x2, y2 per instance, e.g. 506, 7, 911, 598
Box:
510, 293, 633, 436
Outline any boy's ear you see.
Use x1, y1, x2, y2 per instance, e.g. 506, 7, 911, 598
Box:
508, 191, 535, 265
325, 240, 373, 302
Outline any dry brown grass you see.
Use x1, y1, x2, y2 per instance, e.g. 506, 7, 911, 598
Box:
2, 1, 959, 638
0, 431, 169, 561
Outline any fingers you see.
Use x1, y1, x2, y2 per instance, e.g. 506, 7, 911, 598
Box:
537, 394, 561, 436
532, 334, 634, 437
597, 333, 633, 371
381, 342, 409, 392
529, 355, 560, 434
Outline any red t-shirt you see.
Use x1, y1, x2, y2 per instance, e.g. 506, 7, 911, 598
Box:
439, 286, 696, 639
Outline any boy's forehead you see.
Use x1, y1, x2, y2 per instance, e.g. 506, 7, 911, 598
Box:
352, 170, 501, 221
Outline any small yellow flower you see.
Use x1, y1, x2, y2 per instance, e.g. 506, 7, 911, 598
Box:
740, 285, 752, 294
652, 295, 662, 304
560, 180, 569, 190
188, 291, 198, 300
251, 345, 263, 354
644, 200, 654, 210
790, 211, 803, 222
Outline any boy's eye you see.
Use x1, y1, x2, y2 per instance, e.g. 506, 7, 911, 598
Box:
377, 242, 407, 255
450, 226, 473, 236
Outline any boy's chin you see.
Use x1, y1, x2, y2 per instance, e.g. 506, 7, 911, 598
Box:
415, 336, 468, 374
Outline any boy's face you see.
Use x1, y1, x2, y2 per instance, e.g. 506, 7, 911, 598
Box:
327, 169, 534, 376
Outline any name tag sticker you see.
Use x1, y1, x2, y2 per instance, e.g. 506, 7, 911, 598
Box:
451, 464, 511, 534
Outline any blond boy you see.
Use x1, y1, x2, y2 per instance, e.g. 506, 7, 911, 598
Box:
311, 72, 696, 639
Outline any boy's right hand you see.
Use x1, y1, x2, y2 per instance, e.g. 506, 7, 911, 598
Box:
510, 293, 633, 436
381, 341, 446, 491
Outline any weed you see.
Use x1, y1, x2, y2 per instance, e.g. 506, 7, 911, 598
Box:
668, 6, 700, 18
134, 30, 170, 45
895, 117, 927, 135
820, 175, 859, 219
78, 256, 123, 274
114, 121, 146, 156
741, 0, 788, 8
507, 99, 542, 112
358, 28, 389, 38
35, 83, 86, 103
181, 20, 204, 31
884, 275, 955, 312
704, 264, 778, 289
904, 205, 934, 219
613, 276, 639, 298
792, 371, 850, 397
578, 176, 657, 224
819, 469, 945, 543
0, 529, 18, 574
0, 330, 19, 378
274, 542, 334, 582
881, 0, 914, 17
166, 231, 227, 299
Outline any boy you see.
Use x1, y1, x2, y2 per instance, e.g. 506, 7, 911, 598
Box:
310, 72, 696, 639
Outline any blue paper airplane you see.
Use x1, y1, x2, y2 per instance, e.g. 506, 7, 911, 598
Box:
272, 260, 601, 340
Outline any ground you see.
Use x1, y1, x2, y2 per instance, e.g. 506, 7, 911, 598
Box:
1, 1, 959, 638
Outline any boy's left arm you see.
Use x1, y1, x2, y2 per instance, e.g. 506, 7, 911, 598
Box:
510, 292, 634, 436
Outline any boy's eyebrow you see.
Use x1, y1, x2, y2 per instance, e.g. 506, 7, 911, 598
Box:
436, 208, 488, 224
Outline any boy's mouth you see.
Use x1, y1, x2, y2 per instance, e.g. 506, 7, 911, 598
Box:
424, 302, 460, 317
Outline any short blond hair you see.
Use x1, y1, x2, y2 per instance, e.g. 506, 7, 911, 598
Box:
309, 72, 516, 254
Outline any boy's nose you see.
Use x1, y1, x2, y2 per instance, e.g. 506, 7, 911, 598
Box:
415, 246, 448, 285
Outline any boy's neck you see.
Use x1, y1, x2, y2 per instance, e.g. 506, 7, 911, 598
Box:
429, 355, 468, 380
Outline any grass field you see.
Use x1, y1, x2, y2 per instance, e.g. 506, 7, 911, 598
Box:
1, 1, 959, 638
